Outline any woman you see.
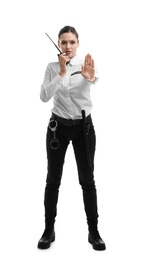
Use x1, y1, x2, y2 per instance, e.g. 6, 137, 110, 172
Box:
37, 25, 106, 251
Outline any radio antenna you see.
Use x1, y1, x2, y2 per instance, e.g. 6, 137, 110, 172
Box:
45, 32, 62, 54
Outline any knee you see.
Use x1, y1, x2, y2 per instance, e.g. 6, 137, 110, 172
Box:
80, 180, 96, 191
46, 179, 61, 190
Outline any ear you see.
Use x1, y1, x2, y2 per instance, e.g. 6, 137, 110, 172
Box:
58, 40, 60, 48
77, 40, 79, 48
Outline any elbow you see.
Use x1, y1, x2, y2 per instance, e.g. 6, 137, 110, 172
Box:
40, 93, 49, 102
40, 87, 50, 102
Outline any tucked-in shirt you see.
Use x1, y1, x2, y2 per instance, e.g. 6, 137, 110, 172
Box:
40, 55, 99, 119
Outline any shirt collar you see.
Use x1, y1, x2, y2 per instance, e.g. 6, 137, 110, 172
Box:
69, 55, 83, 66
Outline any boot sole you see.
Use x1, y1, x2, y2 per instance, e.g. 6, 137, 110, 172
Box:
88, 236, 106, 251
38, 234, 55, 249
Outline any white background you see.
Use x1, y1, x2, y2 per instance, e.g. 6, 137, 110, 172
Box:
0, 0, 142, 259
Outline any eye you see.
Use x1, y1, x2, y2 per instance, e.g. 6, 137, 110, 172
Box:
70, 41, 76, 44
61, 41, 67, 45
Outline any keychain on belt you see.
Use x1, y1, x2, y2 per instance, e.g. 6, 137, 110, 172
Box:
49, 120, 60, 150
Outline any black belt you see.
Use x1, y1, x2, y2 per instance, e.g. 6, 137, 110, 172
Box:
51, 113, 91, 126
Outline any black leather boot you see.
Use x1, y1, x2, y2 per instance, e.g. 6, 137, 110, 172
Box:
88, 230, 106, 250
37, 229, 55, 249
82, 183, 106, 250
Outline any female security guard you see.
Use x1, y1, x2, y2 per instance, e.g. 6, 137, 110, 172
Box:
37, 25, 106, 251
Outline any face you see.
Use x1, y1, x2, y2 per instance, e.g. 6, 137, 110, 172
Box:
58, 32, 79, 59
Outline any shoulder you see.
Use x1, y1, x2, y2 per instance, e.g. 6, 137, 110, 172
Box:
45, 62, 60, 73
47, 61, 59, 68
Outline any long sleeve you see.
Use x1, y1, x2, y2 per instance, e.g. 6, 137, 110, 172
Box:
39, 55, 98, 119
40, 63, 63, 102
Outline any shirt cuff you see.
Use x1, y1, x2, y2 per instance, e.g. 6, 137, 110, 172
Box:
87, 76, 99, 84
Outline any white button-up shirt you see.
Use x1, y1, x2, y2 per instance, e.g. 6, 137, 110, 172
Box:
40, 55, 99, 119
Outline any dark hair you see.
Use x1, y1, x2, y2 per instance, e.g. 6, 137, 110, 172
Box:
58, 26, 79, 40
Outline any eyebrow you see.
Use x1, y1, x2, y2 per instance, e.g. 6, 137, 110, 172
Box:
60, 40, 76, 42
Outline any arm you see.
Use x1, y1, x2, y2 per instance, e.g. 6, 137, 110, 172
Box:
81, 54, 99, 84
40, 53, 70, 102
40, 64, 63, 102
87, 65, 99, 85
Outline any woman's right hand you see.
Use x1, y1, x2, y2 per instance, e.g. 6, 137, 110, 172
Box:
58, 53, 70, 77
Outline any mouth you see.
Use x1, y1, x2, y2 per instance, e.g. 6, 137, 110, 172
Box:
66, 51, 71, 55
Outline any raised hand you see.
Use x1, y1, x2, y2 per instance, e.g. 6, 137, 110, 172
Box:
81, 54, 96, 81
58, 53, 70, 77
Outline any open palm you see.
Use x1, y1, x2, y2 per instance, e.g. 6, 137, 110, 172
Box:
81, 54, 95, 81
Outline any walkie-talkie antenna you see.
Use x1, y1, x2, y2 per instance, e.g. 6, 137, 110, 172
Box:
45, 32, 70, 65
45, 32, 62, 54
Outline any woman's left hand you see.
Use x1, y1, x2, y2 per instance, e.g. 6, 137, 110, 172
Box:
81, 54, 96, 81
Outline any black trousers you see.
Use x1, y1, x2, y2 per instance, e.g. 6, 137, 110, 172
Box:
44, 114, 99, 233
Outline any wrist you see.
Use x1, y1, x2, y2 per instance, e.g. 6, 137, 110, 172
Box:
59, 71, 66, 77
87, 77, 96, 82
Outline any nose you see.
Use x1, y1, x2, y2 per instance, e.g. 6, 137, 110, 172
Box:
66, 42, 71, 49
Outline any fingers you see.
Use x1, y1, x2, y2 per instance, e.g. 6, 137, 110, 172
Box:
84, 54, 94, 67
58, 53, 70, 76
92, 58, 94, 68
59, 53, 70, 65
